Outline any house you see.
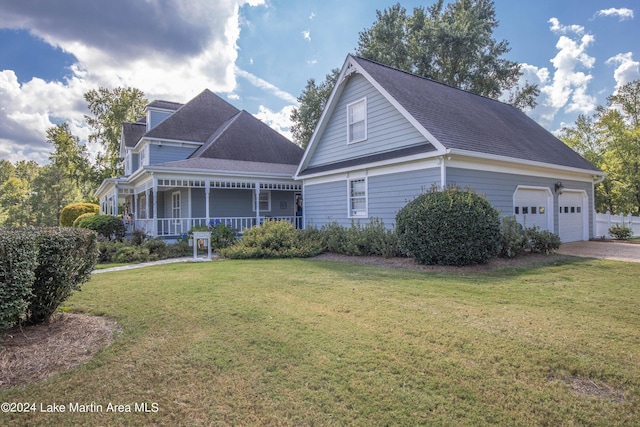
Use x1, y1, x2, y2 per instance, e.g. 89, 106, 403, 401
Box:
94, 89, 304, 239
294, 55, 604, 243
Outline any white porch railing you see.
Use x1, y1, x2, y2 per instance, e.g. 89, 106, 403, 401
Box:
595, 211, 640, 238
126, 216, 303, 237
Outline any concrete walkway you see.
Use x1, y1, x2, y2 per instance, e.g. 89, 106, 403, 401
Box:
557, 241, 640, 263
92, 256, 216, 274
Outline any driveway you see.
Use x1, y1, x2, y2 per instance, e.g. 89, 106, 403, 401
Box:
557, 241, 640, 263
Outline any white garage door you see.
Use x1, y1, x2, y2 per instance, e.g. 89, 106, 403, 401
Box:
559, 191, 587, 242
514, 188, 551, 231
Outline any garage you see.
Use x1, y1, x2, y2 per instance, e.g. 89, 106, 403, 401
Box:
513, 187, 553, 232
558, 190, 588, 242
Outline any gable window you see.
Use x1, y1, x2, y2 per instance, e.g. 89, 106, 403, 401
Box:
139, 145, 148, 167
348, 178, 367, 217
253, 190, 271, 212
347, 98, 367, 143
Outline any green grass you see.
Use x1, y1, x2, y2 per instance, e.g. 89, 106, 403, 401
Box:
2, 257, 639, 426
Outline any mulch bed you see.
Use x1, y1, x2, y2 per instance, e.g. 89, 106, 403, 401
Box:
0, 313, 119, 389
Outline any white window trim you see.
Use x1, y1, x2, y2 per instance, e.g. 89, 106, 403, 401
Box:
348, 177, 368, 218
346, 97, 367, 144
252, 190, 271, 212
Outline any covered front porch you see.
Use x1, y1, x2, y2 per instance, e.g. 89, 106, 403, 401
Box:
98, 176, 302, 239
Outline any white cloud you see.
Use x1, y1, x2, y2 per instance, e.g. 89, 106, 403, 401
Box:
548, 17, 584, 35
309, 12, 316, 20
606, 53, 640, 89
595, 8, 634, 21
254, 105, 295, 142
518, 22, 598, 127
0, 0, 267, 164
302, 30, 311, 41
235, 67, 299, 105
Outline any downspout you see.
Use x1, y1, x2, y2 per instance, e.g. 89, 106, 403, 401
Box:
439, 149, 451, 189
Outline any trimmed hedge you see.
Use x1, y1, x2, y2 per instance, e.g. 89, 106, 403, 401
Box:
0, 229, 38, 330
60, 203, 99, 227
29, 228, 99, 324
77, 214, 126, 240
396, 186, 501, 266
0, 227, 98, 330
72, 212, 96, 227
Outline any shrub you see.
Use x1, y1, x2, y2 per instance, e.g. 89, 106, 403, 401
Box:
499, 216, 527, 258
220, 220, 323, 259
0, 228, 38, 331
609, 224, 633, 240
72, 212, 96, 227
28, 228, 98, 324
210, 223, 238, 249
77, 215, 126, 240
143, 238, 169, 259
318, 219, 399, 257
60, 203, 99, 227
131, 229, 147, 246
396, 186, 500, 266
113, 246, 154, 264
524, 226, 561, 254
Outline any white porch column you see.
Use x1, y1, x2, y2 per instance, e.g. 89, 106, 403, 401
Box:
113, 185, 118, 216
255, 184, 261, 226
134, 192, 138, 220
145, 189, 150, 220
205, 181, 210, 224
188, 187, 192, 229
152, 177, 158, 236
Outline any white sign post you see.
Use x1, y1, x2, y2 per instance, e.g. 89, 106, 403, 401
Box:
192, 231, 212, 261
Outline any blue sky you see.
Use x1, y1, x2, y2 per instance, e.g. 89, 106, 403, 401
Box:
0, 0, 638, 164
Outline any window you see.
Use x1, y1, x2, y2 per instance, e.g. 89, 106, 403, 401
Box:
139, 145, 148, 166
347, 98, 367, 143
253, 190, 271, 212
349, 178, 367, 217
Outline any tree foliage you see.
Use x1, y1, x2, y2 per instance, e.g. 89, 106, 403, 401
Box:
290, 69, 340, 148
84, 87, 147, 180
560, 80, 640, 214
290, 0, 538, 147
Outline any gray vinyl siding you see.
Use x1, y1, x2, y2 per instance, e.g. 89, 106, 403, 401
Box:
148, 145, 196, 165
304, 180, 348, 228
309, 74, 427, 168
446, 167, 594, 237
303, 168, 440, 229
267, 191, 297, 217
131, 153, 139, 172
149, 110, 173, 129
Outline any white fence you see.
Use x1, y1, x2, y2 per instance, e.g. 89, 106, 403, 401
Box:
595, 212, 640, 238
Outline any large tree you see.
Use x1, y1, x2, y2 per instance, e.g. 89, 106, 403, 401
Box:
46, 123, 94, 198
84, 87, 147, 181
290, 0, 538, 148
560, 80, 640, 214
290, 69, 340, 149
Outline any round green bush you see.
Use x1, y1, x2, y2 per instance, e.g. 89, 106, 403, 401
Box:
77, 214, 126, 240
72, 212, 96, 227
60, 203, 99, 226
396, 186, 500, 266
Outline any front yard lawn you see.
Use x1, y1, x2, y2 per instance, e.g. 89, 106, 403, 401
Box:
2, 257, 639, 426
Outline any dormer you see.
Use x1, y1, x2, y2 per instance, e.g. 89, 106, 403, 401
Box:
145, 100, 183, 131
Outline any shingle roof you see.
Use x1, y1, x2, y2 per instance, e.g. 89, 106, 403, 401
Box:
152, 158, 299, 176
145, 89, 241, 142
147, 100, 183, 111
351, 56, 600, 172
189, 110, 303, 165
122, 121, 146, 148
298, 143, 435, 176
